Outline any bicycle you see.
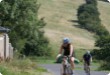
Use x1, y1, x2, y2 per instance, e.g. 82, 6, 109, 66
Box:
84, 62, 90, 75
60, 56, 73, 75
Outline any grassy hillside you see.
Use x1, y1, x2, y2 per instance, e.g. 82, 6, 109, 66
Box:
37, 0, 110, 56
98, 1, 110, 32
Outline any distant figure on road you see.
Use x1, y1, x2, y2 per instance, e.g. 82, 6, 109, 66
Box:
83, 51, 92, 75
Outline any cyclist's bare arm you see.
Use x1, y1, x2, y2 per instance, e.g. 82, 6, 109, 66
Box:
90, 57, 92, 62
69, 45, 74, 57
59, 45, 63, 54
56, 45, 63, 58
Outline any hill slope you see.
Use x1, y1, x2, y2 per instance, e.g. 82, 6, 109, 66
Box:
98, 1, 110, 32
37, 0, 110, 53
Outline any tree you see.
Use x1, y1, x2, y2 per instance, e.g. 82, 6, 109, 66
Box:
92, 35, 110, 69
77, 0, 109, 36
85, 0, 97, 5
77, 0, 110, 70
0, 0, 51, 56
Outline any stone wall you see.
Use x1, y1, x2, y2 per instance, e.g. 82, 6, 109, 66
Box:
0, 34, 5, 59
0, 33, 13, 61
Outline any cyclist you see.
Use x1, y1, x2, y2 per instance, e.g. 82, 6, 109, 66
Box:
83, 51, 92, 75
56, 37, 75, 74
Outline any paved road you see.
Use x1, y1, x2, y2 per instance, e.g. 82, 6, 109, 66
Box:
40, 64, 108, 75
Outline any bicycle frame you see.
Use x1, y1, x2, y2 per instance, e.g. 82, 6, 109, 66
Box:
61, 56, 73, 75
84, 63, 90, 75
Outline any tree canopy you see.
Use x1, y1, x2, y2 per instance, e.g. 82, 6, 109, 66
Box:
0, 0, 51, 56
77, 0, 109, 36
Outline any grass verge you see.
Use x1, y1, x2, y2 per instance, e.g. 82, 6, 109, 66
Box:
0, 58, 52, 75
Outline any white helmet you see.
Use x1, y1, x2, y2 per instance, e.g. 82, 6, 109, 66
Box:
86, 51, 90, 54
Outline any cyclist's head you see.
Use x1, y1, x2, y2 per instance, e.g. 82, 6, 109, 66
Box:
63, 37, 70, 44
86, 51, 90, 54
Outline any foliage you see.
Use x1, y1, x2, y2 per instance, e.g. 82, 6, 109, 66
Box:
0, 58, 49, 75
92, 35, 110, 70
0, 0, 51, 56
92, 35, 110, 61
85, 0, 97, 5
77, 0, 110, 70
0, 66, 15, 75
100, 62, 110, 70
77, 0, 109, 36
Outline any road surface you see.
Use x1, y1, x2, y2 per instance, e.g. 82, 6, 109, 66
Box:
40, 64, 109, 75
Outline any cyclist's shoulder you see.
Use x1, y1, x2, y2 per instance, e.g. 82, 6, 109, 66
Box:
69, 44, 73, 47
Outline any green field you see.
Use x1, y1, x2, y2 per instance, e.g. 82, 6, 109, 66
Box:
38, 0, 95, 50
37, 0, 110, 57
98, 1, 110, 32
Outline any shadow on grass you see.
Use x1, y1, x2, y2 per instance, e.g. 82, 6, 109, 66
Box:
68, 19, 85, 29
68, 20, 79, 23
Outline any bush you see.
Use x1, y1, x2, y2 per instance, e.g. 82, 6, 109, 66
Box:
0, 58, 47, 75
85, 0, 97, 5
100, 62, 110, 70
0, 0, 52, 57
77, 0, 109, 36
0, 66, 14, 75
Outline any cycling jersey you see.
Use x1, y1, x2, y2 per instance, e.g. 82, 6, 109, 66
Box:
83, 53, 92, 61
62, 44, 74, 56
83, 53, 92, 65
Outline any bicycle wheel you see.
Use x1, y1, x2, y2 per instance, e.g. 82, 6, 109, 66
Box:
86, 66, 90, 75
66, 66, 73, 75
63, 65, 67, 75
62, 56, 73, 75
63, 65, 73, 75
84, 64, 90, 75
